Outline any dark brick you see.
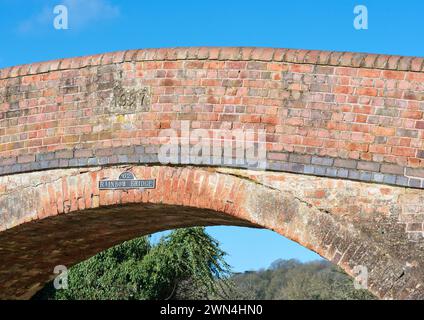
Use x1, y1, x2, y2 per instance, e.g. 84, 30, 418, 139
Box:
334, 159, 357, 169
78, 158, 88, 166
30, 162, 42, 171
372, 173, 385, 183
268, 152, 289, 161
406, 223, 423, 232
396, 129, 418, 138
337, 168, 349, 178
48, 160, 59, 168
282, 162, 305, 173
266, 161, 284, 171
11, 164, 21, 173
142, 154, 158, 163
325, 167, 338, 177
21, 163, 32, 172
17, 154, 35, 164
416, 121, 424, 129
98, 157, 109, 165
87, 158, 98, 166
357, 161, 380, 172
135, 146, 145, 154
311, 156, 334, 166
359, 171, 373, 181
383, 174, 397, 185
59, 159, 69, 167
376, 108, 399, 117
40, 161, 49, 169
408, 179, 422, 188
36, 152, 55, 162
396, 176, 409, 186
68, 159, 79, 166
289, 153, 311, 164
375, 136, 388, 144
348, 170, 360, 180
313, 166, 327, 176
145, 145, 159, 154
60, 86, 79, 94
381, 164, 404, 175
115, 146, 134, 155
303, 165, 315, 174
96, 148, 114, 157
55, 150, 74, 159
118, 155, 129, 163
406, 168, 424, 179
75, 149, 93, 158
0, 157, 17, 166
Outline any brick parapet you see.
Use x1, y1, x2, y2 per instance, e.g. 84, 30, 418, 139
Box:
0, 47, 423, 188
1, 47, 424, 79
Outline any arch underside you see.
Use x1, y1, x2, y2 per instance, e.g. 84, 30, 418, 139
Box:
0, 203, 256, 299
0, 165, 423, 300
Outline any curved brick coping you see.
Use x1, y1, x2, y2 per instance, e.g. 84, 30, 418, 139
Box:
1, 47, 424, 79
0, 146, 423, 189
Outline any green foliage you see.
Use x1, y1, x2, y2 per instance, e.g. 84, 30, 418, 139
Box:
34, 230, 375, 301
34, 227, 231, 300
225, 259, 375, 300
127, 228, 231, 300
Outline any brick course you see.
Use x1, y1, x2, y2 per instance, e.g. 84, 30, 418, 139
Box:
0, 47, 423, 188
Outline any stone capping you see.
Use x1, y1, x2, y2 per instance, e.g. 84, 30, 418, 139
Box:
0, 146, 423, 189
1, 47, 424, 80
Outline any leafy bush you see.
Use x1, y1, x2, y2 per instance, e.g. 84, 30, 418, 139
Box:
34, 227, 231, 300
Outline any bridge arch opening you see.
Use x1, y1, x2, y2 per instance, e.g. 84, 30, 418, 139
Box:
1, 164, 421, 300
1, 47, 424, 300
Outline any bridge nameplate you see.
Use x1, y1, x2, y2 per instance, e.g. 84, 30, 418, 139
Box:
99, 172, 155, 190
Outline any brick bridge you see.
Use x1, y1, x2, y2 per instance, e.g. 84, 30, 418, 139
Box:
0, 47, 423, 300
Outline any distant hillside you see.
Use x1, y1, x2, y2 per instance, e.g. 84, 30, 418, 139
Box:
223, 259, 375, 300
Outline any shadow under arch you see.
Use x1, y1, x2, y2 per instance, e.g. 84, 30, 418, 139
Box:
0, 165, 419, 299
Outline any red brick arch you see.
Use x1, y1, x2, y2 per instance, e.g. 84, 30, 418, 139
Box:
0, 165, 423, 300
1, 47, 424, 300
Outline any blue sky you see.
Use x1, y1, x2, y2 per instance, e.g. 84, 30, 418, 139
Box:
1, 0, 424, 68
1, 0, 423, 271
